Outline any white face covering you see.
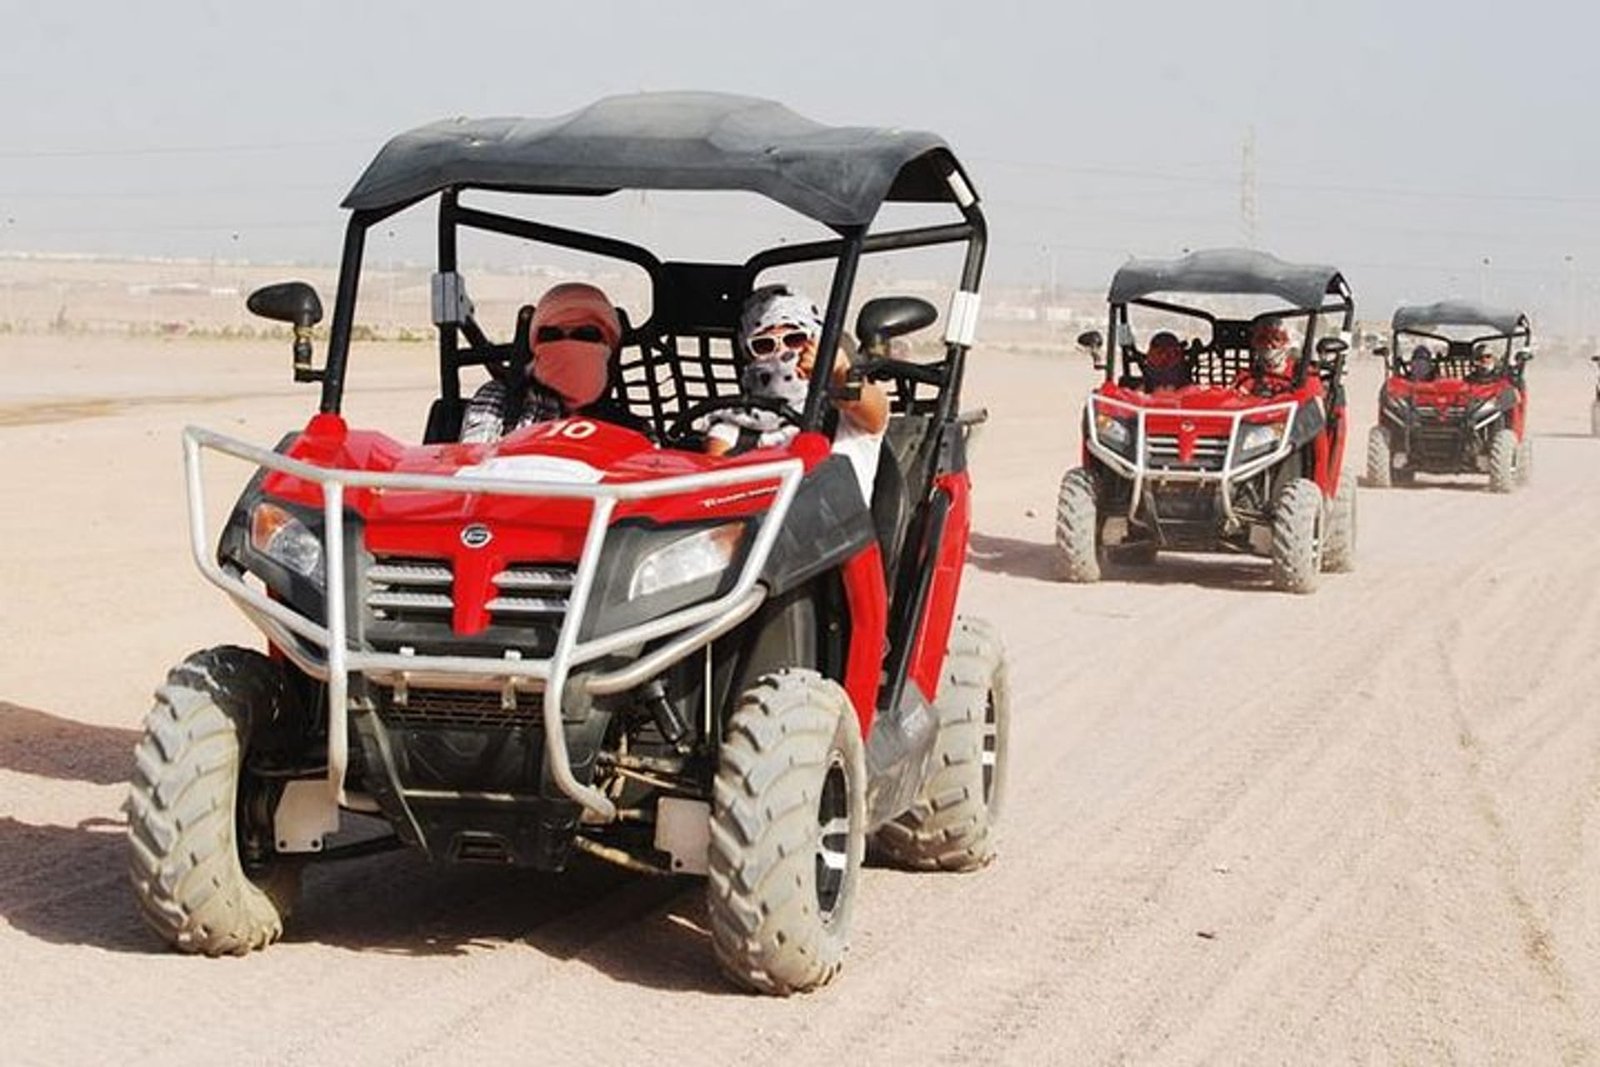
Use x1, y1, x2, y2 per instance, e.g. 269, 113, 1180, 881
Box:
742, 348, 809, 408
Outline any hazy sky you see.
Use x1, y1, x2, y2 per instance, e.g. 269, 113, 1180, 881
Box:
3, 0, 1597, 332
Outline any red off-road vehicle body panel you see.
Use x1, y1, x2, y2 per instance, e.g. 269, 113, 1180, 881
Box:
1382, 376, 1527, 440
904, 470, 970, 702
258, 411, 898, 727
1084, 378, 1343, 495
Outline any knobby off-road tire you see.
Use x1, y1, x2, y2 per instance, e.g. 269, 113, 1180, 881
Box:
1322, 473, 1357, 574
126, 646, 303, 955
1270, 478, 1324, 594
874, 615, 1010, 872
1054, 466, 1102, 583
708, 669, 867, 996
1488, 427, 1517, 493
1364, 425, 1393, 488
1515, 435, 1533, 487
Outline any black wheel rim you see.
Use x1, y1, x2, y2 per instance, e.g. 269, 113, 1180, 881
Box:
236, 772, 282, 882
981, 693, 999, 805
814, 756, 849, 920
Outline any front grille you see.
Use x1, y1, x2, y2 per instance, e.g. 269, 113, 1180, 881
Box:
380, 686, 541, 729
1415, 403, 1468, 422
487, 564, 573, 626
1146, 482, 1218, 522
367, 557, 454, 624
1410, 428, 1468, 462
1145, 433, 1228, 472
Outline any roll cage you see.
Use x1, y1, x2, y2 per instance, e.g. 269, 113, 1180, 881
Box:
1388, 301, 1533, 381
303, 92, 988, 446
1099, 248, 1355, 390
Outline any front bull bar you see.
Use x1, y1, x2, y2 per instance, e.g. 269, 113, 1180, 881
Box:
1084, 396, 1299, 526
182, 426, 804, 822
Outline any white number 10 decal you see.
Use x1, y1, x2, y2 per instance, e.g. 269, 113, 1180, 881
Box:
530, 418, 598, 441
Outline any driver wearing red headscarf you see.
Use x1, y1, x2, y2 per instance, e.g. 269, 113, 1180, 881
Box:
1142, 331, 1193, 390
460, 282, 641, 443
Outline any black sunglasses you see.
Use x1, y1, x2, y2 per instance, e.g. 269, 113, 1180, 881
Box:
534, 324, 606, 344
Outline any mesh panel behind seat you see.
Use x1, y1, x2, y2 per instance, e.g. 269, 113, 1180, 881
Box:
614, 329, 743, 437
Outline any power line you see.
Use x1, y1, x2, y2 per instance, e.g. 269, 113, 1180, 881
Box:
0, 138, 370, 161
969, 154, 1600, 206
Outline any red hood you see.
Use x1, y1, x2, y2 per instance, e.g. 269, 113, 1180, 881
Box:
1097, 383, 1306, 412
258, 413, 825, 565
1094, 382, 1306, 437
1385, 376, 1503, 407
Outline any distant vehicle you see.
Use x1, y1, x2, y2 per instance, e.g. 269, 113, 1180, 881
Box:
1590, 355, 1600, 436
1366, 301, 1533, 492
124, 92, 1008, 995
1057, 248, 1356, 594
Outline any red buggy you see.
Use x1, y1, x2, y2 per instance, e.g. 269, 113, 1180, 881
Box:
1366, 301, 1534, 491
125, 93, 1008, 995
1056, 249, 1357, 594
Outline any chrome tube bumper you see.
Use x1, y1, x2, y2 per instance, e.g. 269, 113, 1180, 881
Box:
182, 426, 804, 821
1083, 396, 1298, 526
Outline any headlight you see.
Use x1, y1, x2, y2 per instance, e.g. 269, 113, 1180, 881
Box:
628, 522, 744, 599
1236, 420, 1286, 459
1093, 410, 1136, 456
250, 502, 325, 586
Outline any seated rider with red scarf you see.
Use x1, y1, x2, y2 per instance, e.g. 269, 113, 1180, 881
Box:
1233, 318, 1298, 396
459, 282, 645, 443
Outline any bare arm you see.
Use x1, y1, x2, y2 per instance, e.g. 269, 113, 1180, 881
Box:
830, 353, 890, 434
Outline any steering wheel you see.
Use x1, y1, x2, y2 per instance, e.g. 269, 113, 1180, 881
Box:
664, 395, 806, 450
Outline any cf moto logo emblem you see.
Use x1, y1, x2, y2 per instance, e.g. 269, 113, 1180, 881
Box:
460, 524, 493, 549
1181, 420, 1196, 433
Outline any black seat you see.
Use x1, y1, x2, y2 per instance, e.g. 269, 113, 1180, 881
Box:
422, 304, 535, 443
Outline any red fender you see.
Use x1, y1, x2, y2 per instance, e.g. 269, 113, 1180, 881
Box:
837, 543, 887, 736
905, 471, 971, 703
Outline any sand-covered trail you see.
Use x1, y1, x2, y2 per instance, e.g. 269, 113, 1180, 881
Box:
2, 337, 1596, 1065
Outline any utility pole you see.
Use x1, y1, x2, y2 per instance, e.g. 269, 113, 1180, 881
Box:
1564, 254, 1577, 341
1240, 126, 1258, 249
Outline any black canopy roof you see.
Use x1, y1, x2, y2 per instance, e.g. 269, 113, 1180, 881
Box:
1391, 300, 1529, 336
341, 91, 972, 227
1108, 248, 1347, 309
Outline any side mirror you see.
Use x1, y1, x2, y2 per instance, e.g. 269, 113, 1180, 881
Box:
1076, 329, 1106, 370
1514, 348, 1534, 363
1371, 343, 1389, 359
854, 296, 937, 359
247, 282, 324, 382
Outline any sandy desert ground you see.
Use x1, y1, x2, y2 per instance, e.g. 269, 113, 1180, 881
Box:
2, 327, 1598, 1066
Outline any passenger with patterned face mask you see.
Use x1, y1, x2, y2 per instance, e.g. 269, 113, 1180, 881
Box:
460, 282, 642, 444
1467, 343, 1501, 382
1234, 317, 1298, 394
705, 284, 889, 501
